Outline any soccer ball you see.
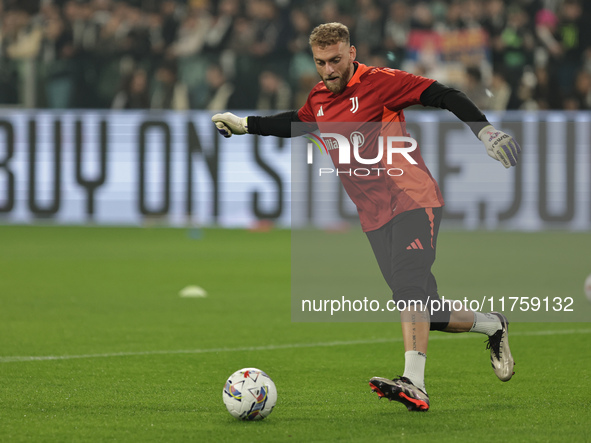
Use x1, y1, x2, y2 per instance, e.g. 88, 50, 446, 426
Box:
222, 368, 277, 420
585, 274, 591, 302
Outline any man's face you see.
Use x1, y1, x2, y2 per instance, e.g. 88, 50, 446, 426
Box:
312, 41, 356, 94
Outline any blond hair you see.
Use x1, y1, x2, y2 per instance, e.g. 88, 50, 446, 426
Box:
308, 22, 350, 48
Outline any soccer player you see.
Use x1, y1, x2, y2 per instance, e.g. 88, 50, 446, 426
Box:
212, 22, 519, 412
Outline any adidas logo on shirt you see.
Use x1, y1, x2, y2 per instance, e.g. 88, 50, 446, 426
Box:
317, 106, 324, 117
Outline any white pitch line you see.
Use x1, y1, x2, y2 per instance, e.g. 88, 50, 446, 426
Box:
1, 328, 590, 363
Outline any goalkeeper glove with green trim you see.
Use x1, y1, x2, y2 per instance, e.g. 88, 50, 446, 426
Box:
212, 112, 248, 138
478, 125, 521, 168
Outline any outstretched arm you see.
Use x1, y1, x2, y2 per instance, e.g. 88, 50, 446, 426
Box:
420, 82, 521, 168
212, 111, 304, 138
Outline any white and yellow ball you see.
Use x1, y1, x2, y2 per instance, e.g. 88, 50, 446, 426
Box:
222, 368, 277, 420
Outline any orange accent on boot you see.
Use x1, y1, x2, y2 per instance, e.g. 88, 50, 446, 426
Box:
398, 392, 429, 411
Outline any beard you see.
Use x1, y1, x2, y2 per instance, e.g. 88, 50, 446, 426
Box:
322, 63, 352, 94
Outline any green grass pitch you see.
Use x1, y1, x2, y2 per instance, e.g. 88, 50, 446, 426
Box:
0, 226, 590, 442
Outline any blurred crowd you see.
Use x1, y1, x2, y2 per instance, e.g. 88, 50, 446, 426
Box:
1, 0, 590, 111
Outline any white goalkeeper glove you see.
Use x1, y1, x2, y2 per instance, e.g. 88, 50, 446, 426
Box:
478, 125, 521, 168
211, 112, 248, 138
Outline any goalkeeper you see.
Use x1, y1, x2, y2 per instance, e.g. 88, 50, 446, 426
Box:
212, 22, 520, 412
